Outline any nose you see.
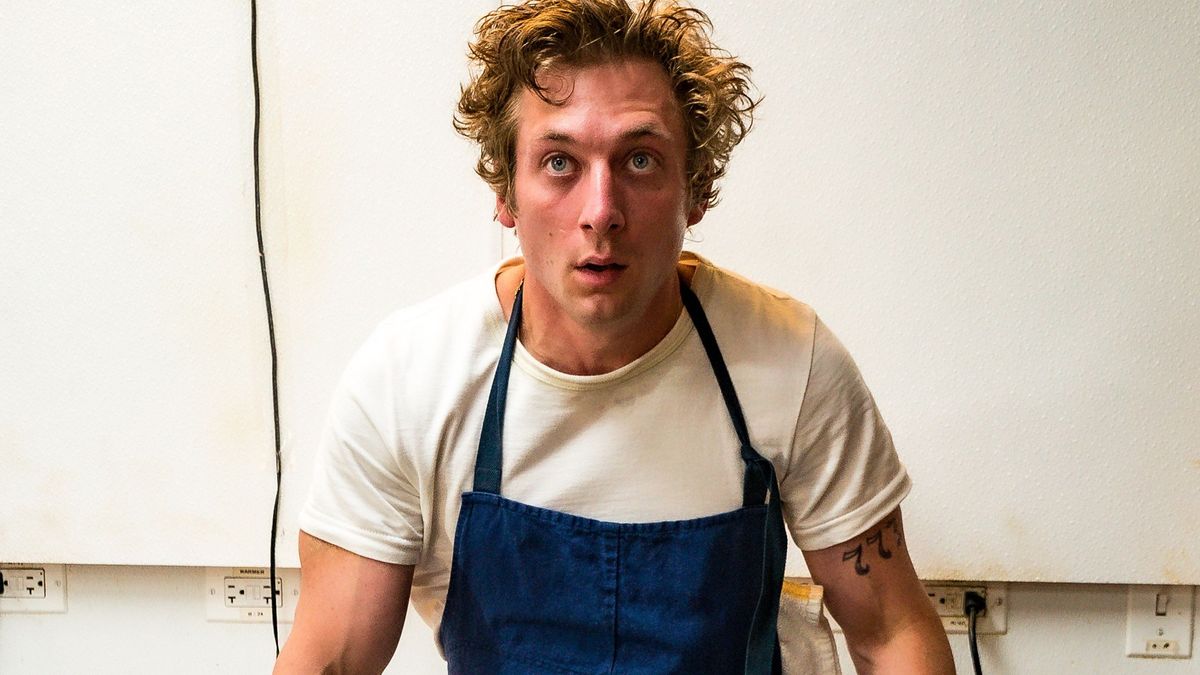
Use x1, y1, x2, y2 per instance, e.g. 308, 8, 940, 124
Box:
578, 165, 625, 235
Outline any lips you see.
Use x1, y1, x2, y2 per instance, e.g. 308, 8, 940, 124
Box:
576, 256, 626, 272
579, 262, 625, 272
574, 257, 627, 287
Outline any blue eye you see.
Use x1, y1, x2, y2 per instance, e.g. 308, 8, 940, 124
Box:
547, 155, 570, 173
630, 153, 653, 171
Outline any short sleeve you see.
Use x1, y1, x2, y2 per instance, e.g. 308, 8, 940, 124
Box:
298, 328, 425, 565
781, 316, 911, 551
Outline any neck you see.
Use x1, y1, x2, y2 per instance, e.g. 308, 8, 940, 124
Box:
495, 262, 695, 376
521, 281, 681, 376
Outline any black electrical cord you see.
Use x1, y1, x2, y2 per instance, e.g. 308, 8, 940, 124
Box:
248, 0, 284, 656
964, 590, 986, 675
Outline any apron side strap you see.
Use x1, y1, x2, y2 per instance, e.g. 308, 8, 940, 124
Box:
742, 450, 772, 507
745, 463, 788, 674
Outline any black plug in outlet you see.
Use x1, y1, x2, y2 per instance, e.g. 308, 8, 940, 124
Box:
964, 590, 987, 618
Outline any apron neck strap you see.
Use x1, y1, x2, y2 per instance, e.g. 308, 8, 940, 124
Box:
473, 282, 522, 495
678, 281, 773, 508
474, 277, 774, 508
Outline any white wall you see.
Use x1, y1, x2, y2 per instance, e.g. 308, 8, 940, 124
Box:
4, 0, 1198, 672
5, 0, 1198, 583
0, 566, 1195, 673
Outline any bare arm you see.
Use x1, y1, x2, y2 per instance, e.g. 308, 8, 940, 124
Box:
273, 532, 415, 675
802, 507, 954, 674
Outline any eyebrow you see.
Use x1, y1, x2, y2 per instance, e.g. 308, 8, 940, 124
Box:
536, 122, 672, 145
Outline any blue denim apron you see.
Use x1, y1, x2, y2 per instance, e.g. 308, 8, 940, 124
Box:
439, 281, 787, 674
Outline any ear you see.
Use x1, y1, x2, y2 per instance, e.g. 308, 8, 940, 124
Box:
686, 200, 707, 227
496, 193, 516, 229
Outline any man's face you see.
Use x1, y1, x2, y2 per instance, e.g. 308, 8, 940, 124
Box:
498, 58, 705, 333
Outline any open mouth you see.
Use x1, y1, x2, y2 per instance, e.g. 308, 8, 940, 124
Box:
579, 262, 625, 272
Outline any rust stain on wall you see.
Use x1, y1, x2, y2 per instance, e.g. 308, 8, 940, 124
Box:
1161, 546, 1197, 585
0, 426, 29, 470
1004, 514, 1028, 539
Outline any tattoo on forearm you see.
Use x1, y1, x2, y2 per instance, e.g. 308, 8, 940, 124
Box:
886, 515, 904, 547
841, 517, 906, 576
842, 544, 870, 575
866, 530, 892, 559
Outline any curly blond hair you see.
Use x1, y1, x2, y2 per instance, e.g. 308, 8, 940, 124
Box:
454, 0, 758, 212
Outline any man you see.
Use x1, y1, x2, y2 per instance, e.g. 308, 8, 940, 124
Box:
276, 1, 954, 673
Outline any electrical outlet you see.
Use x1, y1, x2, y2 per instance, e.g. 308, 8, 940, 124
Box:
225, 576, 281, 608
924, 582, 1008, 635
1, 568, 45, 598
0, 564, 67, 613
1126, 585, 1194, 658
1144, 639, 1179, 655
205, 567, 300, 623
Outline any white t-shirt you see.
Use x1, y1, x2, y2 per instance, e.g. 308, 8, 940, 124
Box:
300, 252, 910, 633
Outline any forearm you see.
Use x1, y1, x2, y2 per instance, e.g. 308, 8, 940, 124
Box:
273, 610, 392, 675
845, 611, 954, 675
273, 534, 412, 675
272, 645, 340, 675
805, 508, 956, 674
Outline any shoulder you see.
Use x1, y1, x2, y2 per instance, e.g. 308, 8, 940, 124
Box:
337, 265, 505, 398
378, 268, 502, 342
683, 251, 818, 352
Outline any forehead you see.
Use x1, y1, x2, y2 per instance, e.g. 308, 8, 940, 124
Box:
513, 59, 685, 148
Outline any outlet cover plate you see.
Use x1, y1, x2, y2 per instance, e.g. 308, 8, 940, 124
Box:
1126, 585, 1195, 658
205, 567, 300, 623
0, 564, 67, 613
925, 582, 1008, 635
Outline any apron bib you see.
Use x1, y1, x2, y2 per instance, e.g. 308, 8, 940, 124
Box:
439, 280, 787, 674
